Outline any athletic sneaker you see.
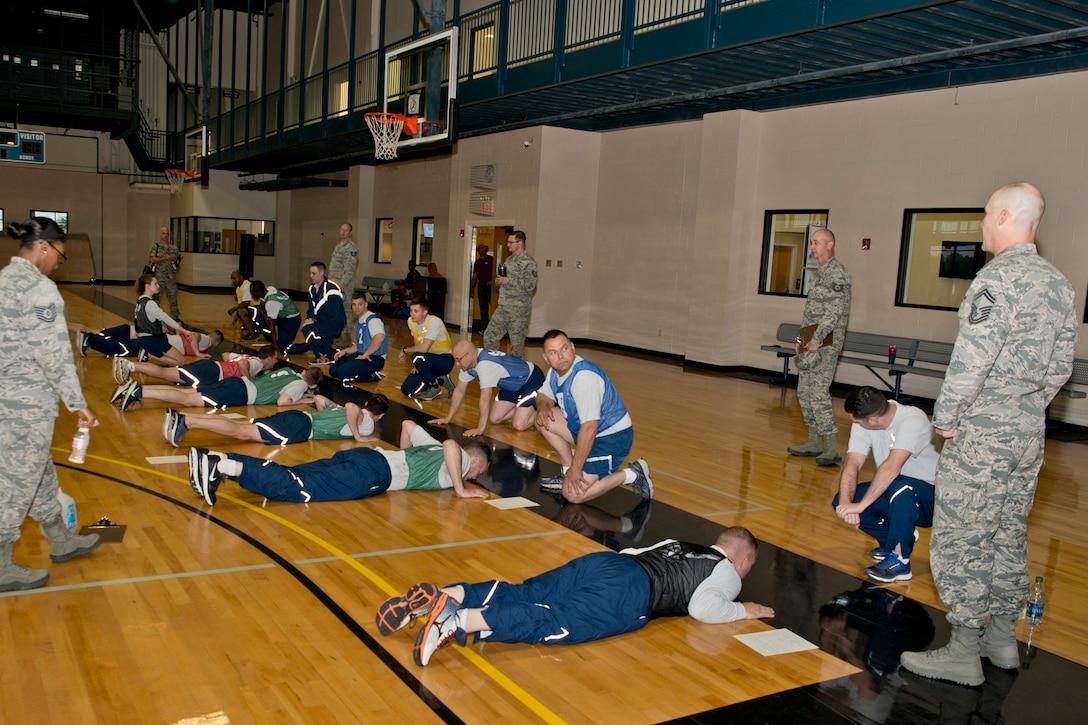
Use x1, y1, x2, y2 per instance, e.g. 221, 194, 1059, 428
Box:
118, 380, 143, 412
438, 374, 455, 397
137, 348, 149, 363
371, 371, 387, 382
869, 530, 919, 561
413, 593, 464, 666
539, 472, 565, 490
110, 381, 130, 404
77, 330, 89, 357
416, 385, 442, 401
165, 410, 188, 447
375, 582, 440, 636
113, 356, 134, 385
162, 409, 176, 440
309, 356, 331, 366
865, 553, 912, 583
242, 331, 260, 342
628, 458, 654, 500
189, 448, 226, 505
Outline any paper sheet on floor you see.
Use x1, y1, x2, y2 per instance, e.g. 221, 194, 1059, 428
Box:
734, 629, 817, 656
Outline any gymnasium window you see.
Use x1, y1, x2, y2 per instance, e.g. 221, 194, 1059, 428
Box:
895, 208, 985, 310
32, 210, 68, 233
374, 218, 394, 264
758, 210, 828, 297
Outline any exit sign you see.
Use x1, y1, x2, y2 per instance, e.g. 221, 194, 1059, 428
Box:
0, 130, 45, 163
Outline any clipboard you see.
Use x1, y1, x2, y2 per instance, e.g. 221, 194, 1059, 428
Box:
797, 324, 833, 348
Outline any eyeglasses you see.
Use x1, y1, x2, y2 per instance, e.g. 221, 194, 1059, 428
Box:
46, 240, 67, 263
454, 352, 472, 364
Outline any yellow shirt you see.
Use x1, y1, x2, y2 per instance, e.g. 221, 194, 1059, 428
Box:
408, 314, 451, 355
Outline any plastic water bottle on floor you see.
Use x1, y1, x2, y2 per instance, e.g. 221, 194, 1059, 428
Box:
57, 489, 78, 532
1025, 575, 1046, 625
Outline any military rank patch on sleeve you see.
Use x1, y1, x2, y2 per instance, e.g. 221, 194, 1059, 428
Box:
968, 289, 995, 324
34, 303, 58, 323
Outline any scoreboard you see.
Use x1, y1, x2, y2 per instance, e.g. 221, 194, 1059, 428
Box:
0, 130, 46, 163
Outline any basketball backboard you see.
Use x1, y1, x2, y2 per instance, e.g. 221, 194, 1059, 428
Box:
383, 27, 458, 152
184, 125, 208, 185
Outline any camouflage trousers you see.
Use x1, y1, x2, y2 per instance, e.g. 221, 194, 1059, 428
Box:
484, 303, 532, 359
795, 348, 839, 436
154, 273, 180, 320
0, 416, 63, 544
931, 424, 1044, 629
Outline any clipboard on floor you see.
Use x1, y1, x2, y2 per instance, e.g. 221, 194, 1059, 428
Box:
798, 324, 833, 348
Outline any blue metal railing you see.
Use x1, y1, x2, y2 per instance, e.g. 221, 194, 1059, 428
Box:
206, 0, 773, 160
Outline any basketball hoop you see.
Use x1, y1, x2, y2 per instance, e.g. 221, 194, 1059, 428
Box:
365, 112, 417, 160
165, 168, 196, 195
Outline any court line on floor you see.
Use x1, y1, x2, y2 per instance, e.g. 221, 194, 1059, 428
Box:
0, 563, 276, 599
55, 451, 568, 725
296, 530, 571, 565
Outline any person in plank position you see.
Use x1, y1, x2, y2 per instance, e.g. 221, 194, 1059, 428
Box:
377, 526, 773, 666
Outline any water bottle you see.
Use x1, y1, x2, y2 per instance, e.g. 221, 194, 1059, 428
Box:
69, 426, 90, 464
57, 488, 78, 532
1025, 575, 1046, 625
498, 265, 507, 278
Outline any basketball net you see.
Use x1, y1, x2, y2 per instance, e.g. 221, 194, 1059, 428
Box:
165, 169, 195, 195
365, 113, 412, 160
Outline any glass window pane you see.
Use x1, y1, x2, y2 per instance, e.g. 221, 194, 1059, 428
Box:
759, 210, 828, 296
896, 209, 986, 309
374, 218, 394, 264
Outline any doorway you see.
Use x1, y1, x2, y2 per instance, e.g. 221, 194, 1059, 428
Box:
462, 222, 515, 332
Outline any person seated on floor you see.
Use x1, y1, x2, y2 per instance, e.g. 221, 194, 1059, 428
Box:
398, 297, 455, 401
186, 419, 490, 506
284, 261, 346, 365
831, 386, 939, 584
377, 526, 773, 666
113, 346, 277, 387
330, 291, 388, 384
111, 366, 321, 412
428, 340, 543, 436
226, 270, 257, 338
162, 393, 389, 447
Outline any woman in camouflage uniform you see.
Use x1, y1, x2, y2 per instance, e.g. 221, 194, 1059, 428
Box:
0, 218, 101, 592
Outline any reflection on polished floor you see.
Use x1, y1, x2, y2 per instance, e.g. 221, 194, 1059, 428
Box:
3, 284, 1086, 723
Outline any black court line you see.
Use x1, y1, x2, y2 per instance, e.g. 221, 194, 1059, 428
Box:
56, 462, 464, 725
73, 286, 1088, 723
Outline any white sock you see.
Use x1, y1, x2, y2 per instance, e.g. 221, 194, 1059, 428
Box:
623, 468, 636, 485
218, 458, 243, 477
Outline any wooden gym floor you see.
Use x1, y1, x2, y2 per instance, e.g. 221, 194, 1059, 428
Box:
2, 284, 1087, 724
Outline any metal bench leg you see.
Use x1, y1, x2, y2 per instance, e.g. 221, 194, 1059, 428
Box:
770, 353, 794, 385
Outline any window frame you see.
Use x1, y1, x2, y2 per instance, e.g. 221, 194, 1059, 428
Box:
894, 207, 986, 311
374, 217, 394, 264
757, 209, 828, 297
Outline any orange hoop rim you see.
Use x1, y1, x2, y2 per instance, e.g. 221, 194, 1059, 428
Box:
164, 168, 197, 177
364, 112, 408, 125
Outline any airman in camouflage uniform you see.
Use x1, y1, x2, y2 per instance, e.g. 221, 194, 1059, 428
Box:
1, 218, 101, 592
149, 225, 181, 319
328, 222, 359, 341
484, 230, 538, 359
901, 182, 1077, 686
788, 228, 851, 466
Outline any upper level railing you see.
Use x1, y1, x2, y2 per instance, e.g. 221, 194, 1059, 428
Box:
207, 0, 770, 163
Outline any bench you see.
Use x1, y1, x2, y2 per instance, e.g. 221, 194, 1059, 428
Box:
357, 276, 398, 307
760, 322, 1086, 400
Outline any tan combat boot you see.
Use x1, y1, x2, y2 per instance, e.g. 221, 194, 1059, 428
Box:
900, 624, 985, 686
